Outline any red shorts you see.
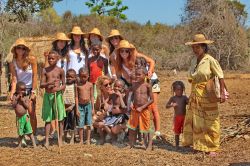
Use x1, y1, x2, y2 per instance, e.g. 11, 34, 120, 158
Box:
173, 115, 185, 135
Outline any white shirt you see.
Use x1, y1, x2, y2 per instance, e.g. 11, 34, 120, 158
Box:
67, 49, 86, 74
14, 60, 32, 89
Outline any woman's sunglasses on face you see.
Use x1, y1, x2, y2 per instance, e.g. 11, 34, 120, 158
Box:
103, 82, 112, 88
110, 36, 120, 41
16, 46, 26, 50
120, 49, 130, 54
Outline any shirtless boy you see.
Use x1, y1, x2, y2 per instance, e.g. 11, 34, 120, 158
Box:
77, 68, 94, 145
12, 82, 36, 148
127, 68, 154, 150
40, 51, 66, 148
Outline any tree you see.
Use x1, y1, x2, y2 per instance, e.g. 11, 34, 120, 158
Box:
182, 0, 248, 69
5, 0, 62, 22
39, 7, 62, 24
85, 0, 128, 20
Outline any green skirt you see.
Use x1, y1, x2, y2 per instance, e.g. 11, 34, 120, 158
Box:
42, 91, 66, 122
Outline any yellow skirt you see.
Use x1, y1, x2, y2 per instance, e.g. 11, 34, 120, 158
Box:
182, 83, 220, 152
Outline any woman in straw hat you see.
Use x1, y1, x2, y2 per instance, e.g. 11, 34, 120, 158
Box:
183, 34, 226, 156
87, 27, 109, 57
44, 32, 71, 72
9, 38, 38, 136
106, 30, 155, 79
67, 26, 88, 75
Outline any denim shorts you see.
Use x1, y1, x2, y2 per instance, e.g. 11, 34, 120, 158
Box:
78, 103, 92, 128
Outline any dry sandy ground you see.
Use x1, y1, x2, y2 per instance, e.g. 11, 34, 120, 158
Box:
0, 71, 249, 166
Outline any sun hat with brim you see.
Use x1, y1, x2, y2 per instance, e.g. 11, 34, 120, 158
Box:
87, 28, 104, 41
115, 40, 135, 55
185, 34, 214, 45
53, 32, 71, 42
68, 26, 86, 38
11, 38, 31, 54
106, 29, 124, 42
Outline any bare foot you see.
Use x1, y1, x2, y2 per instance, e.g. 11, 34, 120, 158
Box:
44, 143, 49, 150
86, 140, 90, 145
208, 152, 218, 157
146, 145, 153, 151
79, 141, 84, 144
70, 138, 74, 145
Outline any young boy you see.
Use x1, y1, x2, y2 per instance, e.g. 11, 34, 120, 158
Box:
127, 67, 154, 150
88, 40, 109, 100
12, 82, 36, 148
40, 51, 66, 148
77, 67, 95, 145
63, 69, 77, 144
166, 81, 188, 148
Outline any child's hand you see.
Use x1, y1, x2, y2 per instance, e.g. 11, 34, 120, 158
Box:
92, 109, 95, 115
171, 102, 178, 107
136, 107, 143, 113
76, 111, 80, 117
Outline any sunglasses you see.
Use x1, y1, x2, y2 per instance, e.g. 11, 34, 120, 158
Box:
103, 83, 112, 87
110, 36, 120, 40
120, 49, 130, 53
16, 46, 26, 50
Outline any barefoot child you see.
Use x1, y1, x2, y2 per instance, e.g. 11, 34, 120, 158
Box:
127, 67, 154, 150
104, 79, 127, 144
166, 81, 188, 148
77, 68, 94, 145
88, 40, 109, 100
40, 51, 66, 148
12, 82, 36, 148
63, 69, 77, 144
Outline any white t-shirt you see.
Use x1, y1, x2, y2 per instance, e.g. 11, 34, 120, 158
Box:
67, 49, 86, 74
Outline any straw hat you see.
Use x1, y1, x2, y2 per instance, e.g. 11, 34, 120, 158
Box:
106, 29, 124, 42
68, 26, 86, 38
54, 32, 71, 42
185, 34, 214, 45
115, 40, 135, 55
87, 28, 104, 41
11, 38, 30, 54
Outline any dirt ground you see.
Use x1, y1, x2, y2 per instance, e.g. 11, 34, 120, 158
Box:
0, 71, 249, 166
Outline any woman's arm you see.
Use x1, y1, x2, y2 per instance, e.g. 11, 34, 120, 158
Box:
9, 62, 17, 100
29, 56, 38, 92
136, 52, 155, 77
219, 78, 226, 103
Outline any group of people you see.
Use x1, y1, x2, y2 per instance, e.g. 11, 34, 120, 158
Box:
9, 25, 227, 156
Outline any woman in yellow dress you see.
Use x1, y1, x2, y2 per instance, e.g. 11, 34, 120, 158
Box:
182, 34, 226, 156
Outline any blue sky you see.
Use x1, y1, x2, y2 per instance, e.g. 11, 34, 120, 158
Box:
54, 0, 250, 26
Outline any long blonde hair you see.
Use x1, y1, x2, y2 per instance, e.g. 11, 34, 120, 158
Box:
13, 47, 32, 70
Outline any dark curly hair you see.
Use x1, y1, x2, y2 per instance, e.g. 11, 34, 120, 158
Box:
171, 81, 185, 95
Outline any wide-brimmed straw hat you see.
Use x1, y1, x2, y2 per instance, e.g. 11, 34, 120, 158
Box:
87, 28, 104, 41
54, 32, 71, 42
185, 34, 214, 45
11, 38, 31, 54
68, 26, 86, 38
106, 29, 124, 42
115, 40, 135, 55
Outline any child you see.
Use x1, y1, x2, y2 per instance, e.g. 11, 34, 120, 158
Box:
135, 57, 161, 137
40, 51, 66, 148
63, 69, 77, 144
77, 67, 95, 145
88, 40, 109, 100
127, 67, 154, 150
12, 82, 36, 148
104, 79, 127, 144
166, 81, 188, 148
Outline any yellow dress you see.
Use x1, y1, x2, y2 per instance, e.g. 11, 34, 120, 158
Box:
182, 54, 224, 152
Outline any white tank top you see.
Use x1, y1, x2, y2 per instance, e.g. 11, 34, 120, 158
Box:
67, 49, 86, 74
14, 60, 32, 89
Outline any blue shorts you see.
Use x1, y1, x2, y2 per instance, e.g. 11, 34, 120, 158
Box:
78, 103, 92, 128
